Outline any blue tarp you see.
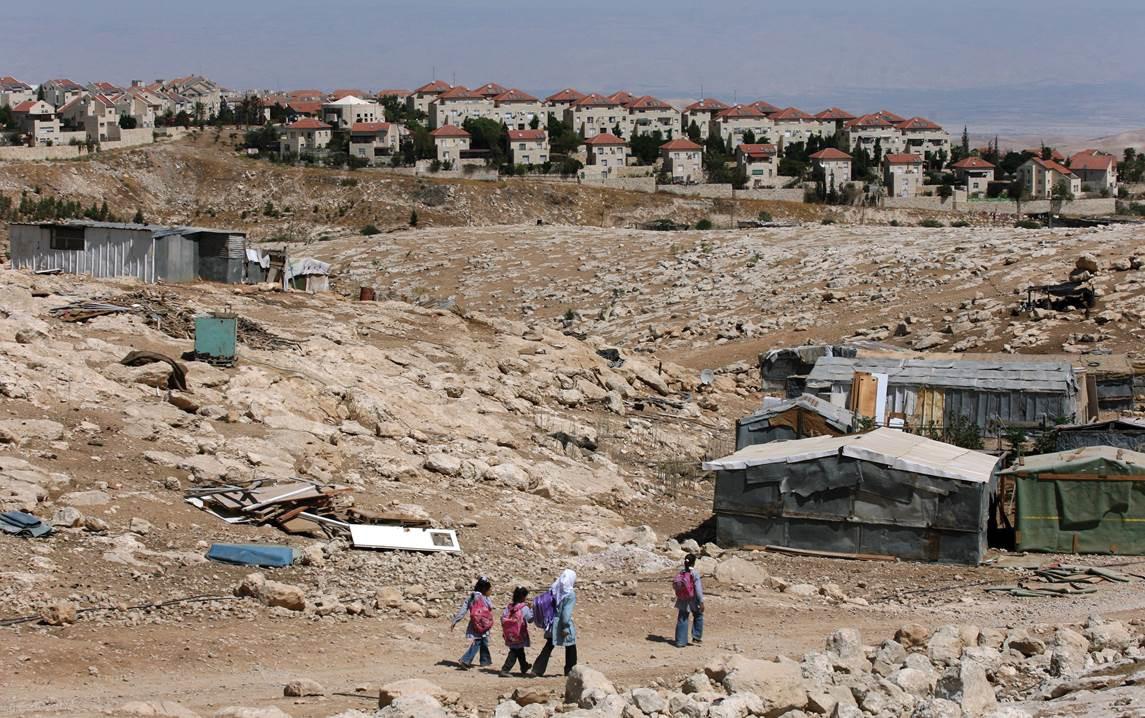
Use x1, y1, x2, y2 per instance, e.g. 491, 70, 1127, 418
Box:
0, 511, 53, 538
206, 543, 294, 567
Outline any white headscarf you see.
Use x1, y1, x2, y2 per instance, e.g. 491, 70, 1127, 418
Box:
551, 569, 576, 605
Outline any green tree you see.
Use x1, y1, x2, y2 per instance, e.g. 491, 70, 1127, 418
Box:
461, 117, 508, 166
629, 130, 664, 165
192, 101, 207, 126
1049, 178, 1074, 227
686, 120, 701, 142
1008, 178, 1030, 216
215, 98, 235, 125
741, 129, 756, 145
118, 115, 137, 130
528, 115, 540, 130
0, 105, 13, 129
132, 208, 145, 224
409, 209, 418, 227
546, 115, 580, 156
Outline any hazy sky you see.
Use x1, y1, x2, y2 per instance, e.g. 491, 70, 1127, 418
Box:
6, 0, 1143, 101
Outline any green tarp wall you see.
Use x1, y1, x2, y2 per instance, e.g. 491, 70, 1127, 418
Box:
1016, 476, 1145, 554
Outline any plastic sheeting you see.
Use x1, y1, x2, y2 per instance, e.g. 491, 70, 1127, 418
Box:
205, 543, 295, 567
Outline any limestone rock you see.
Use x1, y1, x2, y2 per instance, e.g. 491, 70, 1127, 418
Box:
896, 623, 931, 650
51, 506, 84, 528
116, 701, 202, 717
378, 678, 457, 708
714, 556, 767, 585
934, 660, 996, 716
565, 665, 617, 708
720, 655, 808, 714
235, 573, 306, 611
40, 600, 78, 626
283, 678, 325, 696
927, 625, 964, 666
213, 708, 292, 718
629, 687, 665, 715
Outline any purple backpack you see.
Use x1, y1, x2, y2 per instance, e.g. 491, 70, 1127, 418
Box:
533, 589, 557, 629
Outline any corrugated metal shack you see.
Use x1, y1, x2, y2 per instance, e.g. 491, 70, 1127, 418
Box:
1055, 418, 1145, 452
9, 220, 249, 284
735, 394, 856, 450
805, 356, 1081, 434
704, 428, 999, 563
759, 344, 858, 397
1001, 446, 1145, 555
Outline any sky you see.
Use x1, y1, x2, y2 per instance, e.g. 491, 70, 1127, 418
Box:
6, 0, 1145, 134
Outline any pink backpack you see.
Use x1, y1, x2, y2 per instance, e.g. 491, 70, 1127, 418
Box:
469, 596, 493, 635
673, 569, 696, 601
501, 603, 528, 646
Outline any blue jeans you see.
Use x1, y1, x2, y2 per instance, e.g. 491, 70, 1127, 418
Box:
460, 635, 492, 666
675, 608, 703, 647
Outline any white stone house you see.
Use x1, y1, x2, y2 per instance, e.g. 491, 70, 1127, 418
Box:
814, 107, 856, 137
883, 153, 925, 198
493, 89, 544, 131
544, 88, 586, 122
682, 98, 729, 139
769, 107, 826, 148
565, 94, 625, 139
429, 86, 494, 130
627, 95, 680, 138
11, 99, 60, 146
507, 129, 549, 166
810, 148, 853, 193
1068, 150, 1118, 193
430, 124, 471, 163
584, 132, 627, 171
0, 76, 34, 108
951, 157, 995, 197
40, 79, 84, 109
842, 113, 904, 156
1016, 157, 1081, 199
350, 122, 401, 164
660, 138, 703, 183
279, 118, 332, 157
712, 104, 774, 151
407, 80, 451, 118
895, 117, 950, 161
321, 96, 381, 130
735, 143, 778, 188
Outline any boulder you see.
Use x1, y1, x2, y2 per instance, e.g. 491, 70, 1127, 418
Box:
927, 625, 964, 666
709, 693, 766, 718
51, 506, 84, 528
40, 600, 77, 626
872, 639, 907, 676
890, 667, 934, 697
825, 628, 862, 659
565, 665, 617, 709
213, 709, 292, 718
486, 462, 530, 490
1049, 627, 1090, 677
511, 687, 550, 706
377, 695, 449, 718
0, 418, 65, 444
721, 655, 808, 715
378, 678, 457, 708
629, 687, 666, 715
283, 679, 325, 697
116, 701, 202, 717
1085, 616, 1133, 652
1075, 254, 1099, 273
934, 660, 996, 716
375, 587, 403, 609
895, 623, 931, 650
235, 573, 305, 611
424, 453, 462, 477
910, 698, 962, 718
1004, 628, 1045, 657
714, 556, 767, 585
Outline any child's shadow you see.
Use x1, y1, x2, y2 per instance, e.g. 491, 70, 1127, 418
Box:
645, 634, 674, 644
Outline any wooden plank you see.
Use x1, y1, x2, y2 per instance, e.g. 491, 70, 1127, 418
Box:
756, 544, 898, 562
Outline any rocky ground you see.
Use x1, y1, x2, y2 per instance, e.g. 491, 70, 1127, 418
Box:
305, 222, 1145, 371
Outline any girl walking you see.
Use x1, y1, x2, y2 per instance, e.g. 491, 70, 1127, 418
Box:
531, 569, 578, 677
499, 586, 534, 677
673, 553, 704, 647
451, 576, 494, 669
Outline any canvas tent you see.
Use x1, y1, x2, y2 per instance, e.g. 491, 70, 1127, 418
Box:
704, 428, 999, 563
1001, 446, 1145, 555
736, 394, 856, 450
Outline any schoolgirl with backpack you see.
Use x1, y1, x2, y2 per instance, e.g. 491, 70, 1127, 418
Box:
672, 553, 704, 647
498, 586, 535, 677
450, 576, 494, 669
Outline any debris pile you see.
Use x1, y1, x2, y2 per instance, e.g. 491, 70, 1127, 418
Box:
185, 478, 354, 536
988, 562, 1136, 598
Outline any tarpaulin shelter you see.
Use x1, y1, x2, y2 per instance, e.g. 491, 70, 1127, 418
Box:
704, 428, 999, 564
735, 394, 856, 450
1054, 418, 1145, 452
1000, 446, 1145, 555
285, 257, 330, 292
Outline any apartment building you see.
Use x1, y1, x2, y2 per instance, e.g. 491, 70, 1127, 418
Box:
749, 100, 781, 117
430, 124, 471, 163
1017, 157, 1081, 199
40, 79, 84, 109
429, 86, 493, 129
493, 89, 544, 131
627, 95, 680, 139
770, 107, 826, 147
682, 98, 729, 139
565, 94, 625, 139
544, 88, 586, 122
883, 153, 925, 198
711, 104, 774, 150
11, 100, 61, 145
407, 80, 451, 117
951, 157, 995, 197
474, 82, 509, 100
810, 147, 853, 193
113, 91, 157, 128
895, 117, 950, 159
842, 113, 904, 155
736, 143, 778, 188
279, 118, 332, 156
507, 129, 549, 166
813, 107, 855, 136
59, 93, 120, 142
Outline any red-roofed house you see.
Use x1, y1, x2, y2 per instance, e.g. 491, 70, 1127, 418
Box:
280, 118, 332, 157
712, 104, 774, 151
330, 88, 368, 101
606, 91, 636, 107
430, 124, 471, 163
11, 99, 60, 145
544, 88, 586, 121
814, 107, 856, 134
350, 122, 401, 164
660, 137, 703, 184
474, 82, 509, 99
41, 79, 83, 108
1017, 157, 1081, 199
407, 80, 452, 117
810, 148, 853, 193
682, 98, 729, 139
1068, 149, 1118, 193
874, 109, 906, 124
584, 132, 628, 172
770, 107, 826, 147
895, 117, 950, 159
951, 157, 995, 197
735, 143, 779, 188
59, 93, 121, 142
566, 94, 625, 139
376, 89, 411, 100
493, 89, 543, 130
0, 76, 34, 108
507, 129, 549, 166
627, 95, 680, 139
321, 95, 382, 129
842, 113, 904, 155
429, 86, 493, 129
749, 100, 781, 116
883, 153, 925, 198
288, 89, 325, 103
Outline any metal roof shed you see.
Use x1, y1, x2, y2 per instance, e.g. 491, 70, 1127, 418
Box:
805, 356, 1080, 432
735, 394, 856, 450
704, 428, 999, 563
1001, 446, 1145, 555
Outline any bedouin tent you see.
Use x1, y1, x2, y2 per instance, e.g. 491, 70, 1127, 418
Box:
1000, 445, 1145, 555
